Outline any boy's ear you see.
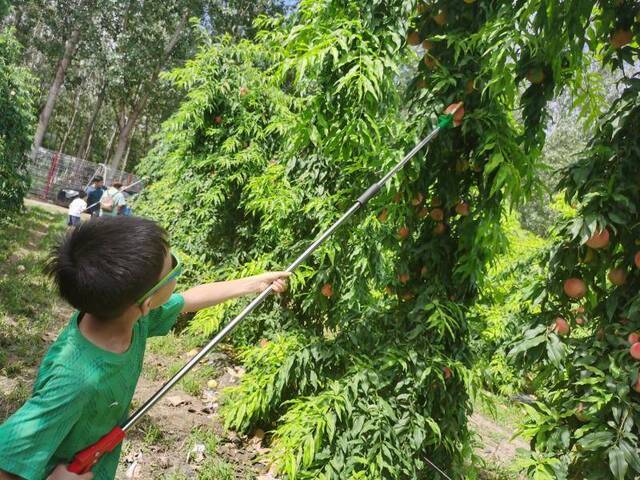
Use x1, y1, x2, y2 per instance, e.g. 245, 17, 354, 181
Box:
139, 298, 153, 316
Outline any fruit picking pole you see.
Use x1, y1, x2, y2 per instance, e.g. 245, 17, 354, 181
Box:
66, 103, 463, 475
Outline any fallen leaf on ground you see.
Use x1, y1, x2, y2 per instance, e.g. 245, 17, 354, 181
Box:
125, 460, 142, 478
166, 395, 188, 407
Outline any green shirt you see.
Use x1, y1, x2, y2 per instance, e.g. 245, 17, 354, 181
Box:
0, 294, 184, 480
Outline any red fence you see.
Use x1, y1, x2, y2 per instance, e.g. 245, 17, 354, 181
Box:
28, 148, 143, 204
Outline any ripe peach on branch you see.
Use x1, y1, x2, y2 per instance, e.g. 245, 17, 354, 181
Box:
564, 278, 586, 299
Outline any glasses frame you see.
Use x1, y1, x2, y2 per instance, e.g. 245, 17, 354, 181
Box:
136, 253, 182, 305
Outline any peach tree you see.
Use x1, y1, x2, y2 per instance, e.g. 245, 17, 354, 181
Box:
135, 0, 565, 477
505, 1, 640, 478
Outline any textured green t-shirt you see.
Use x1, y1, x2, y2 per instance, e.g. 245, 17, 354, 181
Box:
0, 293, 184, 480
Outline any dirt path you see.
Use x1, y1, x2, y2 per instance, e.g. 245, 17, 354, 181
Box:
471, 411, 529, 478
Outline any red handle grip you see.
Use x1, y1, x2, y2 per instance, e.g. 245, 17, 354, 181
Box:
67, 426, 126, 474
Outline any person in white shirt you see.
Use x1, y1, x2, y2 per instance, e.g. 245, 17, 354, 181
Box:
67, 191, 87, 226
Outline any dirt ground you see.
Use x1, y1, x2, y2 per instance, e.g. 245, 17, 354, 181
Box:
1, 203, 528, 480
115, 348, 276, 480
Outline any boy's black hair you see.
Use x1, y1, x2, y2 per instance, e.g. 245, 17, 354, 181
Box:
46, 216, 169, 320
77, 191, 87, 199
93, 175, 103, 183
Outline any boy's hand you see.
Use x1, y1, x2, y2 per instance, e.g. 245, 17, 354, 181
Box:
181, 271, 291, 313
47, 465, 93, 479
248, 271, 291, 294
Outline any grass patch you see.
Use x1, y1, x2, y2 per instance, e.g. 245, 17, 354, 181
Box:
147, 331, 203, 357
198, 458, 235, 480
164, 362, 218, 398
142, 363, 166, 382
184, 428, 241, 480
143, 422, 165, 445
0, 381, 29, 421
189, 427, 220, 454
0, 207, 68, 421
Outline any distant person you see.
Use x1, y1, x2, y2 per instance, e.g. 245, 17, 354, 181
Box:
85, 176, 105, 217
67, 191, 87, 227
100, 182, 127, 216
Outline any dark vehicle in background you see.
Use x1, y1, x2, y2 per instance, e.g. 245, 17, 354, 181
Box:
55, 188, 82, 207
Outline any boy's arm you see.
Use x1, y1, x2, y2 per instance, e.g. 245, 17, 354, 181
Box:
0, 370, 90, 480
181, 272, 290, 313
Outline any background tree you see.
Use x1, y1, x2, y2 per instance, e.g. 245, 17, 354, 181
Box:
6, 0, 287, 176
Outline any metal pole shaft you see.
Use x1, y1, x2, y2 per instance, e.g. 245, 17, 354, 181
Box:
122, 126, 444, 432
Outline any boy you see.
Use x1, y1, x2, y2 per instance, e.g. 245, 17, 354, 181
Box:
0, 216, 289, 480
84, 177, 105, 217
67, 191, 87, 227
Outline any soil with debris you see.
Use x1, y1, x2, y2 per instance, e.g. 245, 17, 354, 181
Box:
116, 350, 276, 480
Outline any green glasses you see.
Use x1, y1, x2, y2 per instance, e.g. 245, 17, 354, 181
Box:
136, 253, 183, 305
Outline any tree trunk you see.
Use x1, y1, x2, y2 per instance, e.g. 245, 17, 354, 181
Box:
76, 82, 106, 159
109, 96, 147, 172
32, 28, 80, 154
118, 124, 137, 181
58, 89, 82, 155
101, 125, 118, 183
108, 11, 189, 171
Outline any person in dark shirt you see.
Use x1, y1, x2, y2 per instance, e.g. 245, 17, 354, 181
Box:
85, 176, 105, 217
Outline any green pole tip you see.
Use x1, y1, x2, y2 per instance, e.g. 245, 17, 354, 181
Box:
437, 114, 453, 129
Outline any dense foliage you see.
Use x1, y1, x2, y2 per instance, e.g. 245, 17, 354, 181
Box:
0, 29, 35, 215
511, 84, 640, 480
134, 0, 563, 477
135, 0, 639, 478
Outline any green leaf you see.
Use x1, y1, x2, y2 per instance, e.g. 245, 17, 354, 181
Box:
507, 334, 547, 358
609, 446, 628, 480
578, 431, 614, 451
546, 334, 567, 367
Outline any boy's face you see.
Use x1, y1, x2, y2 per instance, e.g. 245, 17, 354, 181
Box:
147, 249, 178, 309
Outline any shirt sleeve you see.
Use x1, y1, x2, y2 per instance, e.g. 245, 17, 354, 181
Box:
0, 370, 90, 480
145, 293, 185, 337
